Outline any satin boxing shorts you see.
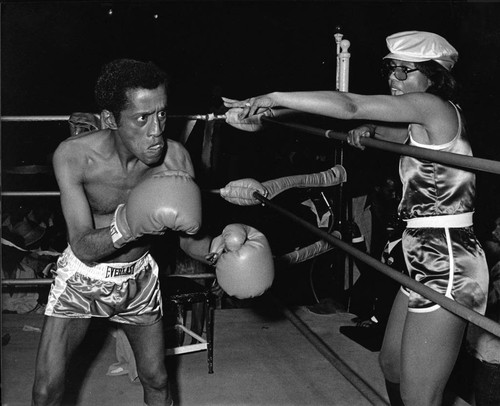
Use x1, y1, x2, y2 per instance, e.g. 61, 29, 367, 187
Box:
45, 246, 162, 325
401, 213, 488, 314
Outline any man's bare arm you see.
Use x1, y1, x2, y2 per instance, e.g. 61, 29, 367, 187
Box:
53, 141, 118, 264
179, 233, 212, 265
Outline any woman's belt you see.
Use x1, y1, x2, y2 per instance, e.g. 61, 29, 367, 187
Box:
405, 212, 473, 228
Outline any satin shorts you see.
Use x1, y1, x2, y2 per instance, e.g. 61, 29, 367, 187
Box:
401, 226, 489, 314
45, 246, 162, 325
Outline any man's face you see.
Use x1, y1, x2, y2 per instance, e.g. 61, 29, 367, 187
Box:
117, 85, 167, 166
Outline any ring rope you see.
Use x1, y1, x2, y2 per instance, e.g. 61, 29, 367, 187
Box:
2, 191, 60, 197
0, 273, 217, 286
1, 114, 227, 122
269, 294, 389, 406
252, 191, 500, 339
2, 279, 54, 286
2, 114, 226, 198
261, 116, 500, 175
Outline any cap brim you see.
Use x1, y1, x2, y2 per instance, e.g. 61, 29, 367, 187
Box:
383, 52, 431, 63
383, 52, 454, 70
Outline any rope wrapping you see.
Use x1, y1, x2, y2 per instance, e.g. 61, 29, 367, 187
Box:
276, 238, 337, 266
263, 165, 346, 200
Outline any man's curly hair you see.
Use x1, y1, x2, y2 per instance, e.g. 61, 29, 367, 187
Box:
94, 59, 168, 123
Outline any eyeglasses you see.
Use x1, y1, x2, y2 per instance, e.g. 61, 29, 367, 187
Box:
381, 65, 419, 81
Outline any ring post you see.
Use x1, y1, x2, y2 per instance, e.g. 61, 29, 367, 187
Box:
334, 30, 343, 91
338, 39, 350, 92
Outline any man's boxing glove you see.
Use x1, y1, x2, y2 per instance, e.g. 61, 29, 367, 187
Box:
207, 223, 274, 299
110, 170, 202, 248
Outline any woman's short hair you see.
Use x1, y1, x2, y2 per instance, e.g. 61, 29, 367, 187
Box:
415, 60, 460, 103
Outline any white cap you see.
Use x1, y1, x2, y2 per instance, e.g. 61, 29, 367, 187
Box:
384, 31, 458, 71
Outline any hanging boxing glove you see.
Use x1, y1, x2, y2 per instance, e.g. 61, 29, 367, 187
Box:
219, 165, 347, 206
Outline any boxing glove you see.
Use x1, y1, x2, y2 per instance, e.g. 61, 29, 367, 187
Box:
219, 178, 268, 206
110, 170, 202, 248
207, 223, 274, 299
219, 166, 347, 206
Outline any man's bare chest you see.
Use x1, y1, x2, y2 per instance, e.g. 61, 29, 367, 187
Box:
86, 183, 129, 215
82, 142, 193, 216
84, 168, 146, 216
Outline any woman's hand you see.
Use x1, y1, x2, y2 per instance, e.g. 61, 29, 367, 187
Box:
224, 96, 277, 132
346, 125, 373, 150
222, 95, 276, 119
224, 108, 266, 132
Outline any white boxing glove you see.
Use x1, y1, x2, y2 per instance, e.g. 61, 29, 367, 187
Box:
207, 224, 274, 299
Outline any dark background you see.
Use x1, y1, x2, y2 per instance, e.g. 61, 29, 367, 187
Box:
3, 1, 500, 120
2, 0, 500, 232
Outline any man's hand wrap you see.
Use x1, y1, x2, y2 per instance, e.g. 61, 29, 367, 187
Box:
110, 170, 202, 249
110, 204, 135, 248
207, 223, 274, 299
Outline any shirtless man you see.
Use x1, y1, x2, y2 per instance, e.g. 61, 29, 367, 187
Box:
32, 59, 274, 406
